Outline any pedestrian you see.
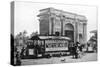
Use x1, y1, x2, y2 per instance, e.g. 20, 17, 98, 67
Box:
74, 42, 80, 59
69, 41, 73, 56
77, 43, 82, 58
16, 51, 21, 66
71, 43, 76, 59
74, 45, 78, 59
20, 47, 25, 58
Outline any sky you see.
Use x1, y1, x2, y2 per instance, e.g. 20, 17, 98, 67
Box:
14, 1, 97, 40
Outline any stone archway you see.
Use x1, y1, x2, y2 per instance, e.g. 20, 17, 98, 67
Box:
64, 23, 74, 40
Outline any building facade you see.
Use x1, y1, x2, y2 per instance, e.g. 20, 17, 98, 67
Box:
38, 7, 87, 44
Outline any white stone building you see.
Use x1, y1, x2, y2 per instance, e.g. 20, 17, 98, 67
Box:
38, 7, 87, 44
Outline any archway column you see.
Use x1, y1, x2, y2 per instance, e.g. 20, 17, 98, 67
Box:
83, 22, 87, 44
60, 15, 64, 36
74, 18, 78, 43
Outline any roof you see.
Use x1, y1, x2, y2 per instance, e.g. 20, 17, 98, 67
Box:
38, 7, 87, 21
39, 36, 71, 40
90, 30, 97, 33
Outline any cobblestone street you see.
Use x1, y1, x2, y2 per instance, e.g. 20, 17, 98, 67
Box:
21, 53, 97, 65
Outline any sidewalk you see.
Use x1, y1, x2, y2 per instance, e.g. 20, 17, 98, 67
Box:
21, 53, 97, 65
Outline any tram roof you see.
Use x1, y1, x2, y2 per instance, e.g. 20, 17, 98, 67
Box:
39, 36, 71, 40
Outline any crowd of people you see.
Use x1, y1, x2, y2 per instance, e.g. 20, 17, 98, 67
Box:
69, 41, 84, 59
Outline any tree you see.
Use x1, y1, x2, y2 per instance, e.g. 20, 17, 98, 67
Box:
89, 30, 97, 41
30, 31, 40, 40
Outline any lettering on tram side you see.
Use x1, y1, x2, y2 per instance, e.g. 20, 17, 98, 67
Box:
33, 40, 68, 51
45, 40, 68, 51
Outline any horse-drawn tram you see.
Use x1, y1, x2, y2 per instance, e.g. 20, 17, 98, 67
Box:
22, 36, 72, 59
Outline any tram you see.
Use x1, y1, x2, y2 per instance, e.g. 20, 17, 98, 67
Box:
21, 36, 72, 59
87, 41, 97, 52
